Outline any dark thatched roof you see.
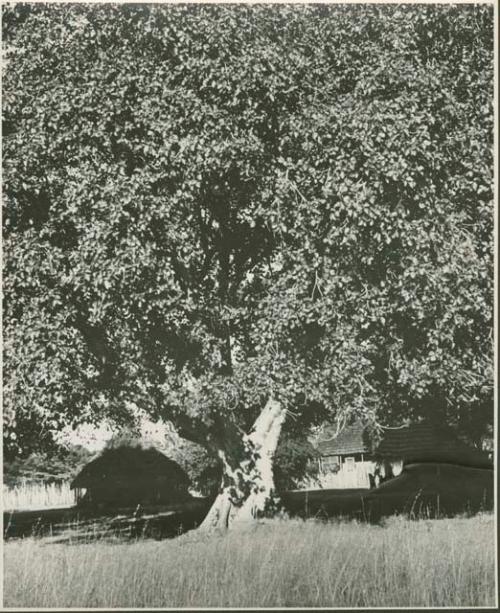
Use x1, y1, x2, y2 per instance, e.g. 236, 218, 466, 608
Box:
317, 422, 492, 469
374, 423, 492, 468
70, 445, 190, 490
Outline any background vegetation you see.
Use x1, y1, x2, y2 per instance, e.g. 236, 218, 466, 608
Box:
3, 444, 92, 487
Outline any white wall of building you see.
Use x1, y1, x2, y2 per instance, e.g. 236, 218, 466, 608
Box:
316, 459, 376, 489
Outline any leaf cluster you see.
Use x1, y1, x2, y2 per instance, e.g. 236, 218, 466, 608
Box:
3, 4, 494, 452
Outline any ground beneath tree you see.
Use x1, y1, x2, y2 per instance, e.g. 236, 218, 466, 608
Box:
4, 462, 493, 541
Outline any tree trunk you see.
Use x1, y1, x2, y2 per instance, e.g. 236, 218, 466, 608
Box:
199, 397, 286, 531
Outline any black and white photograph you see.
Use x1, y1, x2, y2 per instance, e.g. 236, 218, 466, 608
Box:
1, 1, 496, 609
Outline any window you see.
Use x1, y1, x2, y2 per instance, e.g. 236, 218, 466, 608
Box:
322, 455, 340, 473
344, 457, 355, 471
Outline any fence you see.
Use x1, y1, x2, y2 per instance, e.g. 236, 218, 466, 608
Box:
3, 480, 75, 511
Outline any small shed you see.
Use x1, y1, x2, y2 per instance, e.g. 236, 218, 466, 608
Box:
70, 445, 191, 508
316, 423, 375, 488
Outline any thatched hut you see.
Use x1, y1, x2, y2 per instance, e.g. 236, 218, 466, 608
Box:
373, 422, 492, 469
70, 445, 191, 508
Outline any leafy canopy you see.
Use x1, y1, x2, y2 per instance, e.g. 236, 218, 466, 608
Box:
2, 4, 494, 454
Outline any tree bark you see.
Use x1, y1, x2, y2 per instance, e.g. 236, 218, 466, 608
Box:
199, 397, 286, 531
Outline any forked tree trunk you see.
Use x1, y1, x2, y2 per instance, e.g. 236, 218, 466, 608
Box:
199, 397, 286, 531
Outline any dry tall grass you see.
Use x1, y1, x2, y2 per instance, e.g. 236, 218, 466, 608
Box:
3, 514, 495, 608
3, 481, 74, 511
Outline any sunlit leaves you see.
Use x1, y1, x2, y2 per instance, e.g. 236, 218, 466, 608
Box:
3, 4, 493, 452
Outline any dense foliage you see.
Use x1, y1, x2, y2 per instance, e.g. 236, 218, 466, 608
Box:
3, 444, 93, 487
273, 433, 320, 491
3, 4, 494, 458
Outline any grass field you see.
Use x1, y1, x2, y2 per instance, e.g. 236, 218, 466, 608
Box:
3, 514, 496, 608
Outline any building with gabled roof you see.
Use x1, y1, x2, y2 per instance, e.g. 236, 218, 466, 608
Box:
315, 422, 376, 488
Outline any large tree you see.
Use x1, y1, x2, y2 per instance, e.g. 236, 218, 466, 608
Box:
3, 4, 494, 529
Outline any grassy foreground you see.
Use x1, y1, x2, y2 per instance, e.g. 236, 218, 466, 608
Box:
3, 514, 496, 608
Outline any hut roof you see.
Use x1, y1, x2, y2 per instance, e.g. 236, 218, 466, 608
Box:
317, 423, 370, 456
70, 445, 190, 490
374, 423, 492, 468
